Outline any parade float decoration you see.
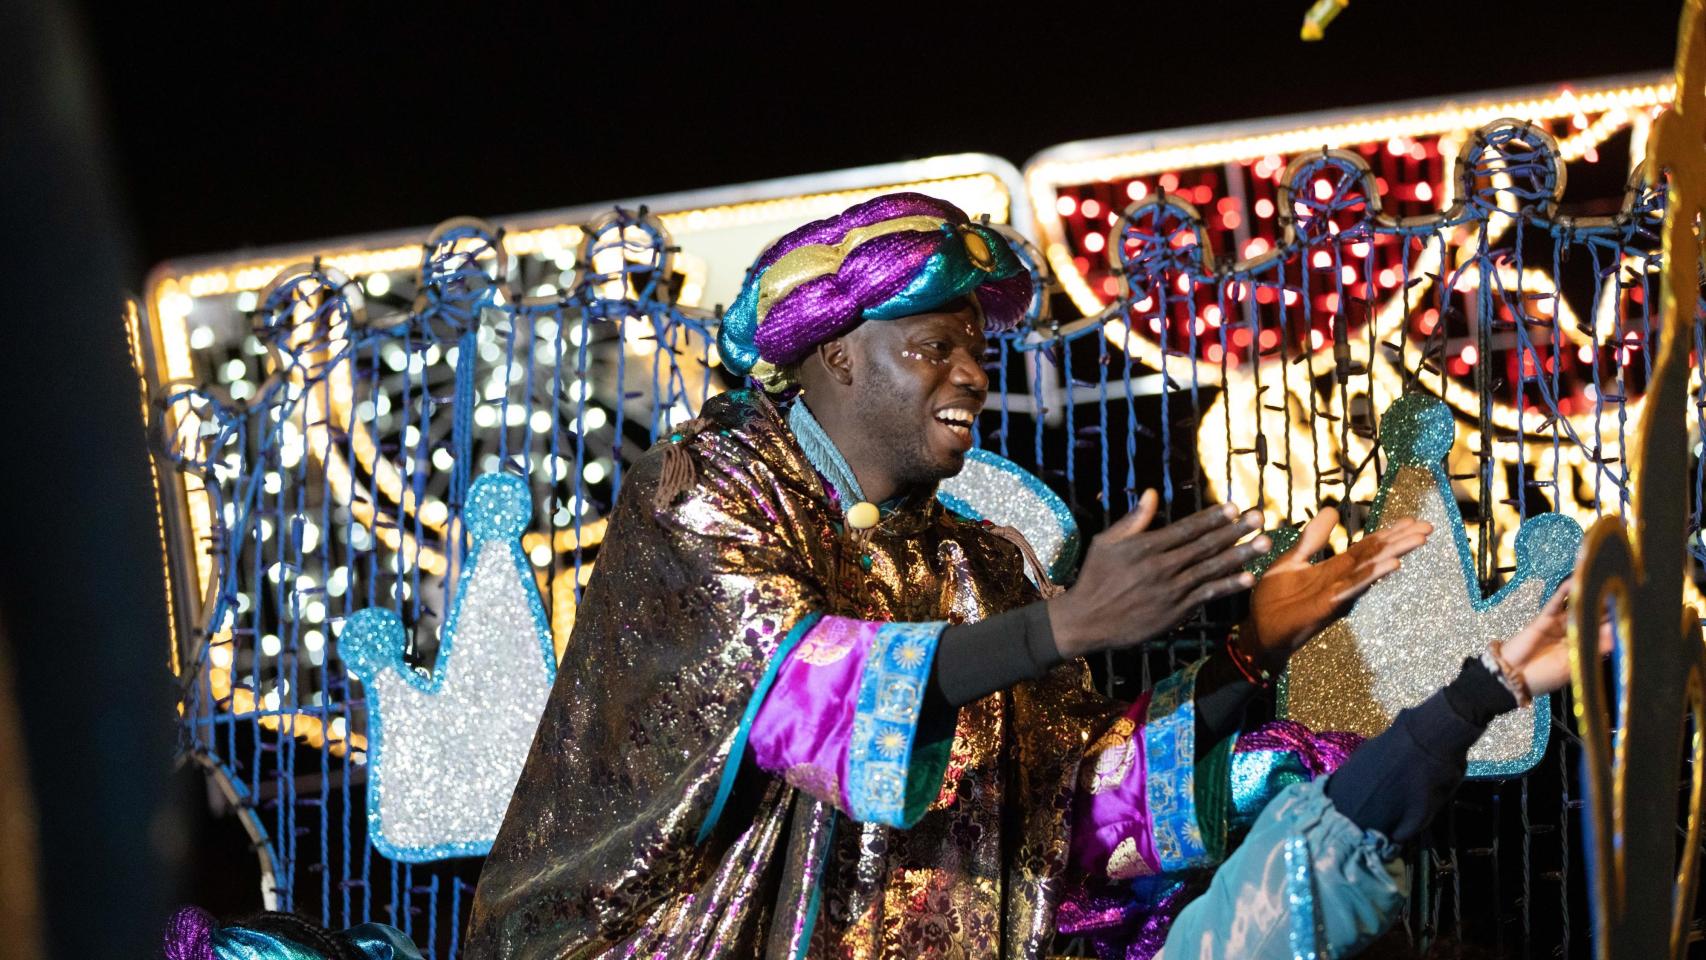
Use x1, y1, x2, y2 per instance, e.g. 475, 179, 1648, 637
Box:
126, 35, 1706, 951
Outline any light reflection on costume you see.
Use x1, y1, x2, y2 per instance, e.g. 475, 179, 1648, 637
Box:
464, 194, 1383, 959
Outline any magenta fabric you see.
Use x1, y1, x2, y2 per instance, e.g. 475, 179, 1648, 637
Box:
1234, 719, 1362, 777
1059, 719, 1368, 960
1069, 692, 1163, 882
746, 615, 881, 813
751, 193, 983, 273
715, 191, 1034, 378
752, 230, 946, 362
163, 906, 217, 960
1055, 878, 1204, 959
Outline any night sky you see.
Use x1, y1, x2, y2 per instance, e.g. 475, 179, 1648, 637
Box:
84, 2, 1676, 270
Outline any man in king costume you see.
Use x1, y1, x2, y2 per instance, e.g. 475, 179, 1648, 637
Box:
465, 193, 1582, 959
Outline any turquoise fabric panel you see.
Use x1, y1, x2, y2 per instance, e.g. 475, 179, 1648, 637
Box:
212, 923, 423, 960
1159, 780, 1405, 960
344, 924, 426, 960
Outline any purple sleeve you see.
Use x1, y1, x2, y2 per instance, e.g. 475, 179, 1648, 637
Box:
1071, 691, 1162, 879
745, 616, 950, 828
1071, 658, 1222, 882
1061, 686, 1366, 958
745, 616, 879, 813
1067, 658, 1366, 888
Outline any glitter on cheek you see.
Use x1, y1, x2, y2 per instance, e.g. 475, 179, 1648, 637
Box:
899, 348, 949, 366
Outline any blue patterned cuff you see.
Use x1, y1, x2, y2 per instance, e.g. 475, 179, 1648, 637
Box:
846, 621, 946, 827
1143, 659, 1213, 872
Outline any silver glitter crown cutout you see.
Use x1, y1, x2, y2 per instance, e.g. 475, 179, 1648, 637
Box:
1273, 394, 1579, 779
339, 473, 559, 862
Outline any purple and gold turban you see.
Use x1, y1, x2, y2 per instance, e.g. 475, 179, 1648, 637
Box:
716, 192, 1032, 387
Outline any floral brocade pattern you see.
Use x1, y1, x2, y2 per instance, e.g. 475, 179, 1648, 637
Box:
815, 694, 1009, 960
786, 764, 843, 803
1085, 719, 1138, 796
794, 618, 865, 666
466, 390, 1123, 960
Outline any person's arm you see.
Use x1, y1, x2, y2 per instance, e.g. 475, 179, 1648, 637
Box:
1190, 649, 1258, 756
1326, 577, 1585, 844
1154, 583, 1590, 960
925, 602, 1256, 756
749, 494, 1427, 827
1323, 656, 1514, 843
746, 599, 1261, 828
746, 494, 1272, 821
743, 615, 953, 828
929, 602, 1060, 707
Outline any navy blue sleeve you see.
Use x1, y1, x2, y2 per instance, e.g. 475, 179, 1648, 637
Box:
1324, 657, 1517, 844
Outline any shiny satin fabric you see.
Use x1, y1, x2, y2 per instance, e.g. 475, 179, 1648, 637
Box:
465, 389, 1122, 959
209, 924, 424, 960
1159, 780, 1405, 960
747, 616, 955, 829
1056, 722, 1365, 959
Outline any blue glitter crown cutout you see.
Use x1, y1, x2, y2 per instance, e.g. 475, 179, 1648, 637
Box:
338, 473, 558, 862
1270, 394, 1579, 779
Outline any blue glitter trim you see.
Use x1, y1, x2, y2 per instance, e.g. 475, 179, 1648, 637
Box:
846, 621, 945, 827
338, 473, 558, 863
696, 611, 824, 845
936, 447, 1082, 582
1283, 834, 1326, 960
1228, 749, 1314, 833
1143, 659, 1213, 872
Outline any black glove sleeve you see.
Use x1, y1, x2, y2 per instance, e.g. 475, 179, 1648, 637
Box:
930, 602, 1062, 708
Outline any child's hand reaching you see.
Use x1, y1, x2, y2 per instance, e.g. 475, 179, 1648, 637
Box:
1495, 579, 1615, 699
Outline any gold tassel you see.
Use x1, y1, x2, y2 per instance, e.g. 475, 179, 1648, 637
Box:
652, 416, 715, 511
987, 523, 1066, 599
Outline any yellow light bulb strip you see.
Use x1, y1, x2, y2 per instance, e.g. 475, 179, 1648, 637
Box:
1027, 75, 1670, 235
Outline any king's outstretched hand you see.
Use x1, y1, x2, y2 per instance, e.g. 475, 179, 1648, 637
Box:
1242, 507, 1433, 673
1046, 496, 1435, 664
1048, 489, 1270, 659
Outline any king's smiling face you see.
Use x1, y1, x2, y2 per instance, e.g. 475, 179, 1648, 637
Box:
802, 301, 988, 501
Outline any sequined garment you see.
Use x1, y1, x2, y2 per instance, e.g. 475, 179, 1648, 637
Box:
465, 389, 1121, 959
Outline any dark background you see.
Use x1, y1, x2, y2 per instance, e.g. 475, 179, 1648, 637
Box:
87, 2, 1677, 268
0, 1, 1681, 957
